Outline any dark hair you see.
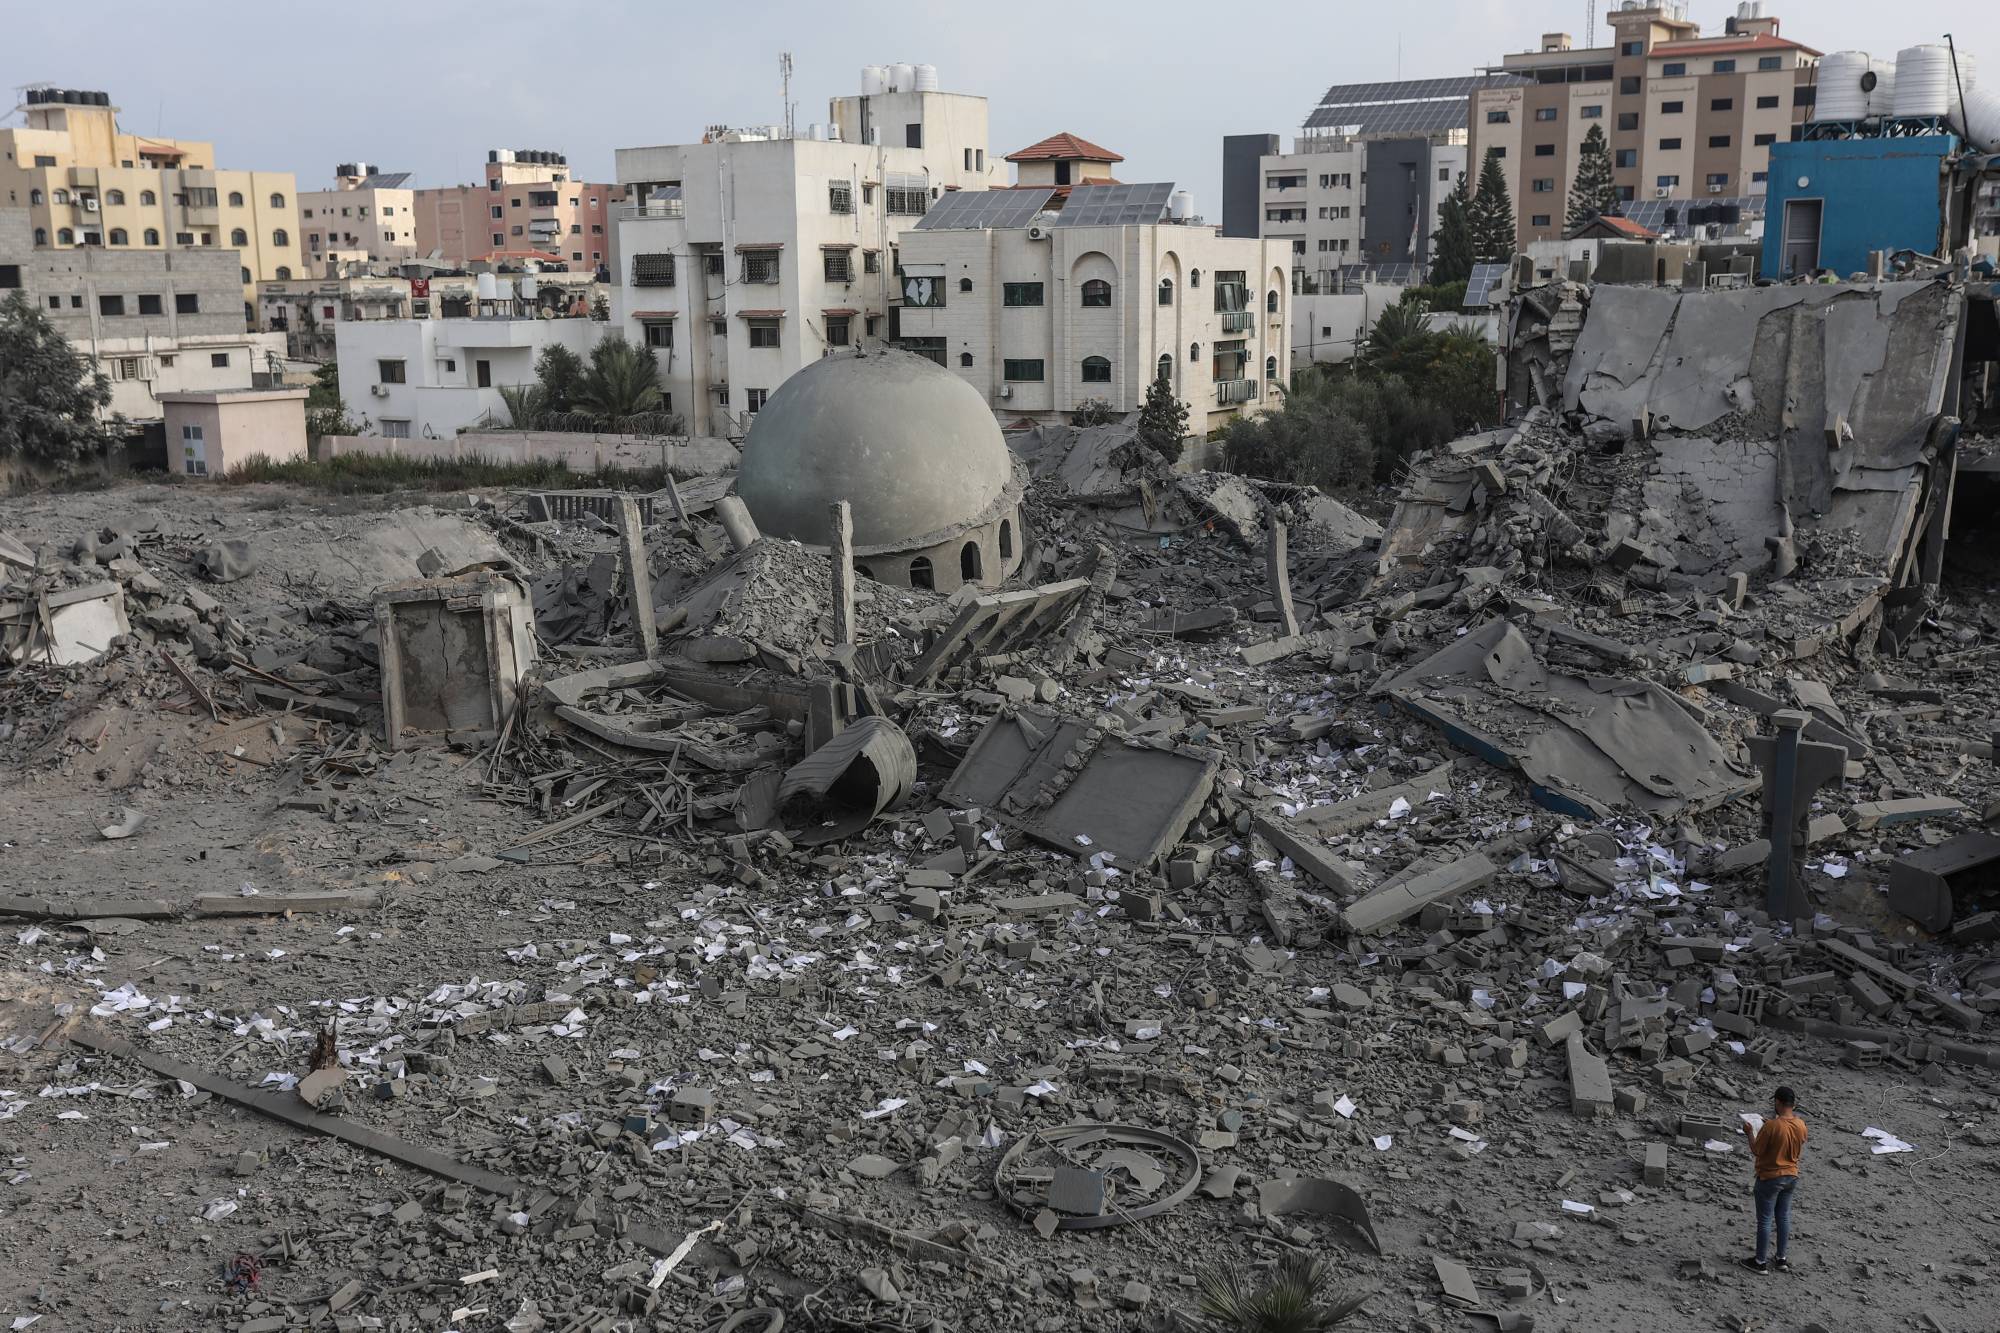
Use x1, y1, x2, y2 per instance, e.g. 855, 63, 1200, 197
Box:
1773, 1086, 1796, 1107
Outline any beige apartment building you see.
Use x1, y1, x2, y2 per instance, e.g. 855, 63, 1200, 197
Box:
299, 164, 418, 277
1468, 3, 1818, 247
412, 150, 621, 272
0, 88, 301, 322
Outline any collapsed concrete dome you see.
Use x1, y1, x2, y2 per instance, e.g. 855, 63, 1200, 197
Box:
735, 347, 1026, 592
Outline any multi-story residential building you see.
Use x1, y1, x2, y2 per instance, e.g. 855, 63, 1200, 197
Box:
261, 266, 603, 361
334, 308, 604, 443
299, 164, 417, 277
897, 166, 1289, 433
610, 66, 997, 436
0, 88, 302, 324
0, 208, 285, 422
1468, 2, 1819, 248
412, 150, 620, 273
1224, 79, 1510, 292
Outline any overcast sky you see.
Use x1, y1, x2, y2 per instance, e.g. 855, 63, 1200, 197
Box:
10, 1, 1993, 208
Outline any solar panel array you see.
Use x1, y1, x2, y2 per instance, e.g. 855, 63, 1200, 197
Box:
1050, 182, 1175, 228
1303, 74, 1530, 135
360, 171, 412, 190
1338, 261, 1420, 286
913, 187, 1056, 230
1464, 262, 1506, 308
1619, 195, 1766, 230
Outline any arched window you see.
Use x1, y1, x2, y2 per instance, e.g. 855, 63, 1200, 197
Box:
106, 189, 125, 205
270, 192, 286, 209
908, 555, 935, 591
999, 519, 1014, 560
29, 188, 44, 205
33, 228, 47, 245
1157, 277, 1173, 305
144, 228, 160, 245
228, 191, 244, 207
1190, 269, 1201, 288
56, 228, 73, 245
230, 228, 248, 246
275, 266, 291, 280
1189, 341, 1200, 362
1156, 352, 1171, 382
959, 351, 973, 367
109, 228, 128, 245
958, 277, 972, 292
1265, 355, 1279, 380
1081, 355, 1111, 383
1081, 278, 1111, 307
53, 188, 70, 205
140, 189, 157, 206
1266, 289, 1279, 314
960, 541, 983, 583
272, 229, 289, 246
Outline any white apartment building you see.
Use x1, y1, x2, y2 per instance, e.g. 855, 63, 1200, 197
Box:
334, 313, 602, 442
611, 65, 996, 436
896, 180, 1290, 432
299, 164, 417, 277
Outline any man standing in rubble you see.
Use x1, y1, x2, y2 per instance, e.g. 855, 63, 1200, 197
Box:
1739, 1085, 1807, 1274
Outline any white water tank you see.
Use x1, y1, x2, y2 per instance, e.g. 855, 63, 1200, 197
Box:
1895, 44, 1957, 117
913, 63, 939, 92
862, 65, 887, 96
476, 272, 499, 301
807, 123, 823, 141
1960, 83, 2000, 149
1816, 51, 1873, 121
1169, 189, 1194, 221
1866, 59, 1898, 118
891, 62, 915, 92
519, 275, 539, 301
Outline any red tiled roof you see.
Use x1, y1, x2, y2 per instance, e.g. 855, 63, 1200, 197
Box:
1650, 33, 1820, 58
1570, 214, 1661, 240
1005, 132, 1124, 164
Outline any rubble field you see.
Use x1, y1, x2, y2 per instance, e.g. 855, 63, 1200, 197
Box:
3, 278, 2000, 1333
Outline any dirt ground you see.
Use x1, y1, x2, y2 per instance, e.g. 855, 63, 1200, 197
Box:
2, 480, 1998, 1333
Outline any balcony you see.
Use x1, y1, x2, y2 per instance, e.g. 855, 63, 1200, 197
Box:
1215, 379, 1258, 405
619, 200, 685, 220
1219, 310, 1253, 334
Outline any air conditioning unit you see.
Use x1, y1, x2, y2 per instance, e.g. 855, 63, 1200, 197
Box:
84, 198, 99, 212
1708, 184, 1724, 193
370, 383, 390, 397
999, 384, 1013, 398
1026, 224, 1050, 241
1655, 188, 1672, 198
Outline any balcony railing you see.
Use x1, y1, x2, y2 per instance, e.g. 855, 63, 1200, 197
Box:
1220, 310, 1252, 333
1216, 379, 1258, 405
619, 200, 685, 220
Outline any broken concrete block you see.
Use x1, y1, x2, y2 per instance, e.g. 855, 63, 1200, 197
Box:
1851, 796, 1966, 831
1565, 1034, 1614, 1118
1643, 1143, 1668, 1185
1340, 853, 1495, 936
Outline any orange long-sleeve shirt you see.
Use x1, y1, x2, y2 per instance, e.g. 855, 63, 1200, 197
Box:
1752, 1111, 1808, 1180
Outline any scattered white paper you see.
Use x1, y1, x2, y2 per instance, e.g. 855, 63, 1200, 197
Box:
1560, 1200, 1594, 1214
1862, 1127, 1915, 1154
1703, 1138, 1734, 1153
1371, 1134, 1393, 1151
1333, 1094, 1357, 1119
1740, 1112, 1765, 1137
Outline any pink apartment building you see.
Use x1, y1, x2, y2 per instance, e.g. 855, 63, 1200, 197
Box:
412, 149, 622, 273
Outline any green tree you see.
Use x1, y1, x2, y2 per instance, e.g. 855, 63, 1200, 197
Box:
535, 344, 585, 415
1135, 371, 1190, 464
1427, 172, 1475, 286
0, 290, 124, 463
1362, 301, 1435, 380
1469, 148, 1516, 265
574, 335, 664, 427
1071, 398, 1120, 427
497, 383, 550, 430
1566, 123, 1620, 230
304, 361, 357, 440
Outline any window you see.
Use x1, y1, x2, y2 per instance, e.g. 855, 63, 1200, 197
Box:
863, 250, 881, 274
1531, 213, 1551, 226
908, 556, 934, 591
1532, 179, 1555, 193
1534, 107, 1558, 122
902, 275, 945, 307
633, 253, 676, 287
56, 228, 74, 245
476, 360, 491, 388
380, 419, 412, 439
240, 267, 251, 284
378, 358, 406, 383
1752, 170, 1769, 183
1656, 175, 1680, 189
98, 295, 125, 316
959, 541, 982, 583
108, 228, 127, 245
1189, 270, 1200, 288
29, 189, 44, 205
1080, 279, 1111, 307
1486, 109, 1511, 124
1712, 59, 1735, 74
1620, 76, 1641, 94
1189, 341, 1200, 362
143, 228, 160, 245
642, 319, 674, 348
884, 176, 928, 215
904, 123, 922, 149
1157, 278, 1173, 306
45, 294, 58, 308
999, 519, 1013, 560
490, 206, 504, 220
228, 191, 244, 207
828, 181, 853, 214
1264, 355, 1278, 381
1711, 97, 1734, 112
1003, 359, 1045, 381
959, 351, 973, 366
106, 189, 125, 206
823, 249, 853, 282
0, 265, 20, 291
1756, 95, 1780, 109
1707, 173, 1731, 190
1534, 144, 1555, 157
272, 229, 289, 246
703, 252, 725, 277
1661, 100, 1683, 114
1794, 86, 1817, 108
959, 277, 973, 292
742, 251, 779, 283
230, 227, 248, 246
1708, 135, 1731, 148
709, 317, 726, 335
825, 315, 850, 346
1002, 282, 1044, 307
181, 424, 206, 476
1659, 137, 1682, 150
1617, 112, 1639, 131
210, 352, 229, 368
1754, 132, 1777, 146
964, 148, 974, 172
1615, 149, 1637, 168
901, 336, 945, 366
141, 189, 157, 206
33, 154, 56, 167
1581, 104, 1603, 118
176, 293, 200, 314
1266, 289, 1279, 314
1662, 62, 1686, 76
748, 318, 781, 348
1757, 55, 1782, 71
1620, 40, 1644, 55
746, 388, 769, 413
1080, 355, 1111, 383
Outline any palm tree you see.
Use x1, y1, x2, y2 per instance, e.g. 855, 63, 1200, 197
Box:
496, 382, 549, 430
574, 335, 663, 428
1196, 1257, 1375, 1333
1362, 301, 1435, 380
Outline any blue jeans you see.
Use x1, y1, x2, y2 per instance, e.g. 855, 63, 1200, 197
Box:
1754, 1175, 1797, 1263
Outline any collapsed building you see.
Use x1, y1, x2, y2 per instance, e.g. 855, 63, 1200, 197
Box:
3, 265, 2000, 1331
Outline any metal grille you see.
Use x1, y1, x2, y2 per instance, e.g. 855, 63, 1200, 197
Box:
632, 253, 676, 287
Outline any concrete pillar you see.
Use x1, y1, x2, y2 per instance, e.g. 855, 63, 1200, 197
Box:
828, 499, 855, 649
1267, 517, 1299, 639
715, 496, 761, 552
616, 496, 657, 660
662, 472, 688, 523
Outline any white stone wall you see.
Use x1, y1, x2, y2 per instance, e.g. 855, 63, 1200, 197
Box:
334, 317, 604, 440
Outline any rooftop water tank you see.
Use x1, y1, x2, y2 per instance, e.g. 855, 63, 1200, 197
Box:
1815, 51, 1873, 121
476, 272, 499, 302
862, 65, 887, 95
913, 63, 939, 92
1894, 44, 1957, 118
890, 62, 915, 92
1866, 58, 1898, 118
1169, 189, 1194, 221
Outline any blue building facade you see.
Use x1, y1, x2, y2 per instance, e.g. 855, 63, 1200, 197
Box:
1761, 135, 1955, 278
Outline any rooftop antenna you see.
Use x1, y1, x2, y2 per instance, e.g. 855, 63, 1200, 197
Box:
1587, 0, 1597, 36
779, 51, 794, 139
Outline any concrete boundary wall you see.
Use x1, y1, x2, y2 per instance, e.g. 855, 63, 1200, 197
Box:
318, 431, 738, 476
